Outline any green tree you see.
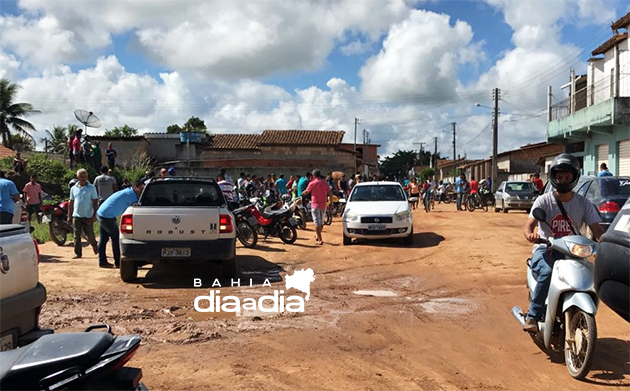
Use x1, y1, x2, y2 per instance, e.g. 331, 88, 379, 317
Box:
10, 133, 35, 151
166, 124, 182, 134
421, 167, 435, 180
183, 116, 207, 133
0, 79, 40, 148
104, 124, 138, 137
379, 150, 419, 180
41, 126, 69, 153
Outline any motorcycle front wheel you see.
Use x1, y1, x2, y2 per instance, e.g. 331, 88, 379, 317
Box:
279, 223, 298, 244
236, 221, 258, 248
324, 210, 332, 225
443, 194, 452, 204
49, 218, 68, 246
297, 210, 307, 230
467, 197, 476, 212
564, 309, 597, 380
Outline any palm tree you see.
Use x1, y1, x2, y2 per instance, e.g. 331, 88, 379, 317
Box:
41, 125, 70, 153
0, 78, 40, 148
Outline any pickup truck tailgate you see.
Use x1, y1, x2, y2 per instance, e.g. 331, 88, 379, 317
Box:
125, 207, 221, 241
0, 225, 38, 300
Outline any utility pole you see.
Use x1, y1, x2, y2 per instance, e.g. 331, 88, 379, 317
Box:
451, 122, 456, 181
354, 118, 361, 174
413, 142, 426, 167
363, 129, 370, 144
492, 88, 500, 193
433, 136, 438, 169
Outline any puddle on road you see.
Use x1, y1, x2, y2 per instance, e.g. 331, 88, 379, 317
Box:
353, 290, 398, 297
417, 298, 475, 315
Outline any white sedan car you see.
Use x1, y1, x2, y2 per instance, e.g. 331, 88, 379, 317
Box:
342, 181, 414, 245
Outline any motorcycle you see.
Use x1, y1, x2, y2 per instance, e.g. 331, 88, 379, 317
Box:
231, 204, 259, 249
466, 191, 489, 212
511, 208, 599, 380
39, 201, 87, 246
247, 198, 299, 244
0, 324, 147, 390
299, 197, 333, 226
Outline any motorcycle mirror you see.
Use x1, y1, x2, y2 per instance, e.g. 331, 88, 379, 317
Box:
532, 208, 546, 222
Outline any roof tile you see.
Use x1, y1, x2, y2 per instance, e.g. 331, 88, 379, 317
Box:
260, 130, 344, 146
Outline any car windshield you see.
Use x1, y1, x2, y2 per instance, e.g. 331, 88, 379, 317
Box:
350, 185, 406, 202
140, 181, 224, 206
601, 178, 630, 197
504, 182, 535, 192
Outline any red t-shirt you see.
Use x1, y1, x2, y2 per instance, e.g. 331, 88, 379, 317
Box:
470, 180, 478, 194
72, 137, 81, 153
305, 178, 330, 209
533, 178, 544, 191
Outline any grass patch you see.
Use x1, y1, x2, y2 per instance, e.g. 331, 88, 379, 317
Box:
30, 219, 101, 244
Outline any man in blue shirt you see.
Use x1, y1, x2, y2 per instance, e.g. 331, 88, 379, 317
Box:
297, 172, 312, 197
598, 163, 614, 177
68, 169, 99, 259
0, 170, 20, 224
275, 174, 287, 195
455, 173, 465, 211
96, 179, 145, 268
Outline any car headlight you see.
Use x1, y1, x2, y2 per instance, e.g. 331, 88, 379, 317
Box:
344, 211, 359, 222
567, 241, 594, 258
395, 210, 411, 221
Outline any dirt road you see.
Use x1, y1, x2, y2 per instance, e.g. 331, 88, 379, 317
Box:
38, 204, 629, 390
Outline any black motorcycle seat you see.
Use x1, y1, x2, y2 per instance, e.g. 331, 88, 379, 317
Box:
0, 332, 113, 387
262, 209, 291, 219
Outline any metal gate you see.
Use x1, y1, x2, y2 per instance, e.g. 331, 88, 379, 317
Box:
597, 143, 609, 172
618, 139, 630, 176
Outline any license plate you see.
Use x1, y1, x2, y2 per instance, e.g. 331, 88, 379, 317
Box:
288, 217, 298, 227
42, 214, 51, 224
0, 334, 13, 352
247, 216, 258, 226
368, 224, 386, 230
161, 248, 191, 257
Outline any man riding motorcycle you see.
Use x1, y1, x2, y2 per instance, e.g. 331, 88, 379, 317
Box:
521, 153, 604, 332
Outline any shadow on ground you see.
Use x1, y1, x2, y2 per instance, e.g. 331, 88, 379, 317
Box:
138, 255, 285, 289
352, 231, 445, 249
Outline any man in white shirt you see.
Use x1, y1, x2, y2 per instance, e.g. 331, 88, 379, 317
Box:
93, 166, 118, 206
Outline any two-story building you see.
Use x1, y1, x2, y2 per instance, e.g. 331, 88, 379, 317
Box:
547, 11, 630, 176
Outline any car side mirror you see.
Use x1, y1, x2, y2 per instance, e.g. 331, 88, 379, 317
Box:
532, 208, 546, 222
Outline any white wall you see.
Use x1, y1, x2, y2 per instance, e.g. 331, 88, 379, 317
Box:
588, 38, 630, 105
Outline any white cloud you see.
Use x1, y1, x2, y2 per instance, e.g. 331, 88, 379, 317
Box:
340, 40, 374, 56
7, 0, 419, 77
359, 10, 483, 103
0, 52, 21, 80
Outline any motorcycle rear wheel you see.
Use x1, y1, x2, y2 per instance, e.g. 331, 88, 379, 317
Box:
49, 219, 67, 246
443, 194, 452, 204
564, 309, 597, 380
279, 224, 297, 244
236, 222, 258, 248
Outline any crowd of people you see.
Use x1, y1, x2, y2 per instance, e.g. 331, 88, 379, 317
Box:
67, 130, 117, 170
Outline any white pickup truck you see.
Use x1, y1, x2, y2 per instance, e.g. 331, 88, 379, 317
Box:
119, 178, 237, 282
0, 224, 52, 351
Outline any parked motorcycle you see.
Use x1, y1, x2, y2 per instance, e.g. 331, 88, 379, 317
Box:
247, 199, 299, 244
39, 201, 86, 246
0, 324, 147, 390
231, 204, 259, 248
511, 208, 599, 380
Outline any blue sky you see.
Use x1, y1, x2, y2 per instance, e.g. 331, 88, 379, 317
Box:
0, 0, 628, 158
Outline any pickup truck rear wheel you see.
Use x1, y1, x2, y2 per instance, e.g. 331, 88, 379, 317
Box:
120, 260, 138, 283
222, 257, 237, 278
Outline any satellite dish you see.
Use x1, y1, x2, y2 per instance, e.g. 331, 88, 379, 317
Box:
74, 110, 101, 135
